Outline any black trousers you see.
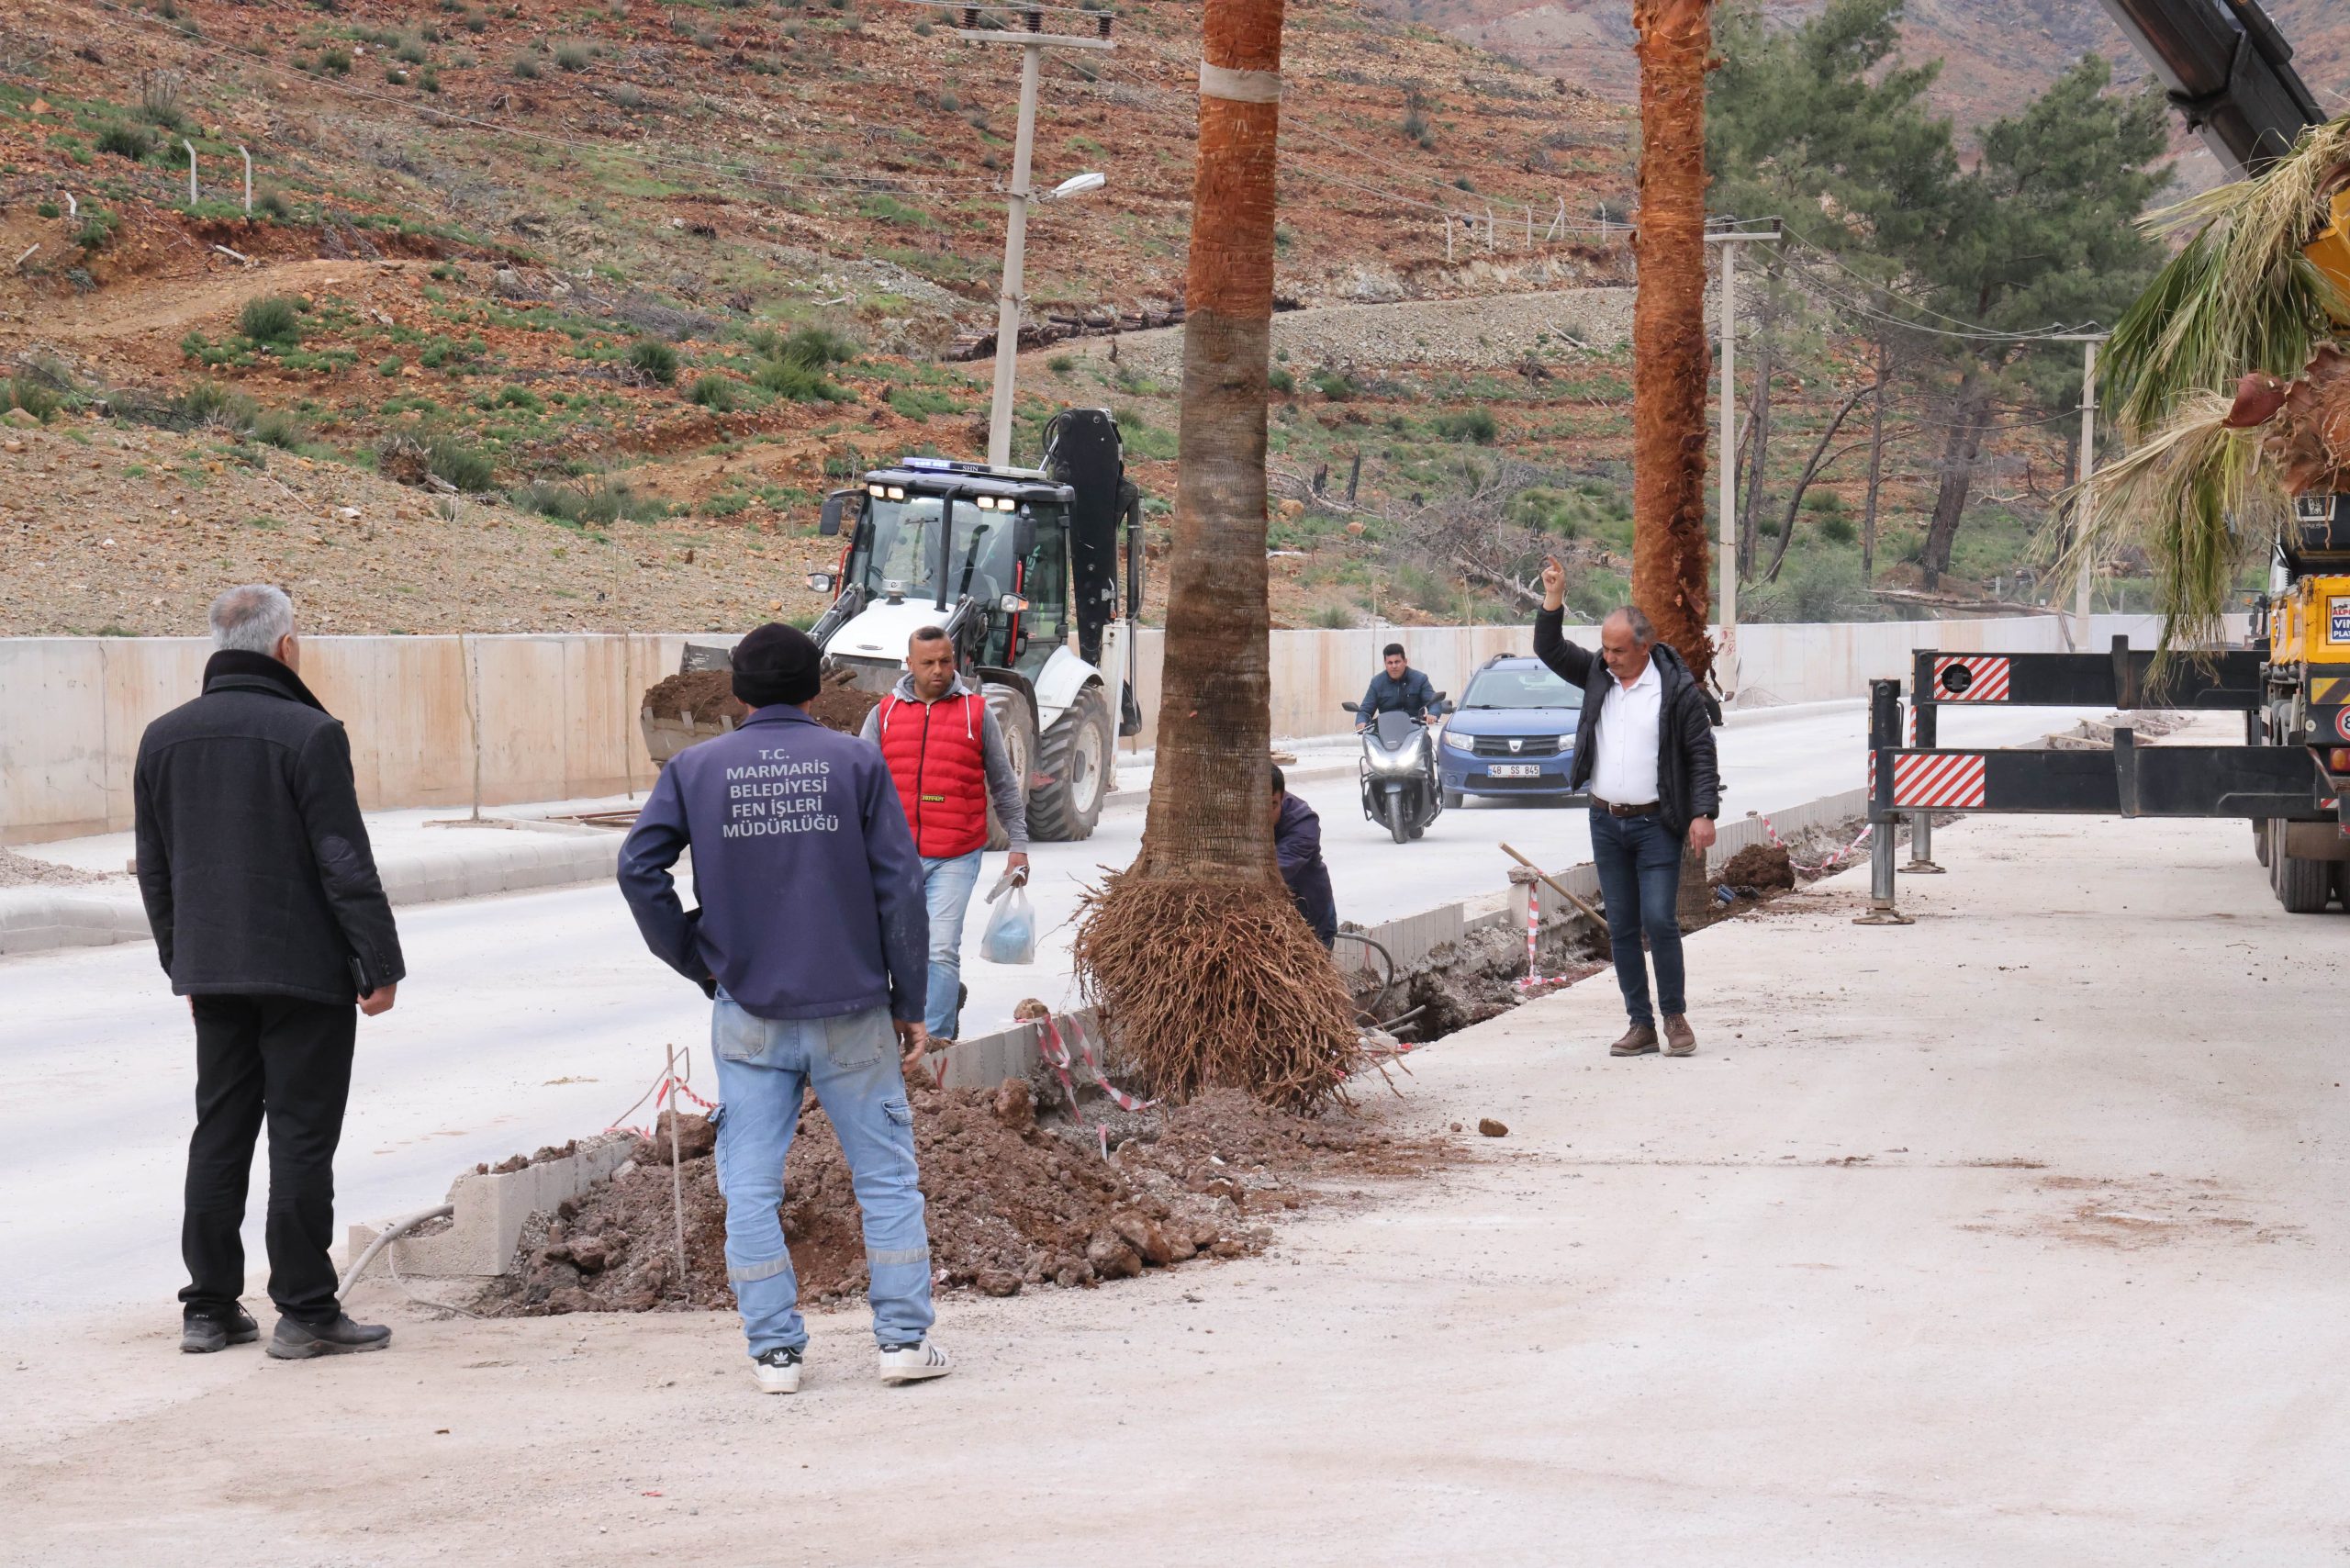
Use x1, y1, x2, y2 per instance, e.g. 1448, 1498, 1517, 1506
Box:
180, 994, 356, 1324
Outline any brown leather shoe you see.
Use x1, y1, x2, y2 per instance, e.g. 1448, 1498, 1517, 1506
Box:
1662, 1015, 1695, 1056
1609, 1024, 1660, 1057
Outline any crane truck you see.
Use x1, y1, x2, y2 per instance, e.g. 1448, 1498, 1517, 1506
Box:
803, 407, 1145, 844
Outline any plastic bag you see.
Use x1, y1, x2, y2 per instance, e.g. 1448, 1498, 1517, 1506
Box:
979, 882, 1035, 965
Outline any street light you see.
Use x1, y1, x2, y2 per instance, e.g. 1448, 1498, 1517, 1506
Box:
987, 165, 1108, 467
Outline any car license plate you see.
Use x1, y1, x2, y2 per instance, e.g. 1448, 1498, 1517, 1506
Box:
1488, 764, 1539, 778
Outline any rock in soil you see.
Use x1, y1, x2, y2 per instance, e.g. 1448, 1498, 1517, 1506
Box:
642, 1109, 716, 1164
1477, 1118, 1509, 1138
481, 1082, 1445, 1316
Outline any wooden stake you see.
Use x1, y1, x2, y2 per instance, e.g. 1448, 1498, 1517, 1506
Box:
1498, 840, 1606, 925
665, 1044, 688, 1279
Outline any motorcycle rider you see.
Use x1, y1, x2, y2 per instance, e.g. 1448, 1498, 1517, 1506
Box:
1356, 644, 1438, 732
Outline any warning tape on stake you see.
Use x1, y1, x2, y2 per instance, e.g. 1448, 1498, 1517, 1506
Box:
1514, 887, 1577, 992
605, 1058, 715, 1139
1027, 1013, 1158, 1159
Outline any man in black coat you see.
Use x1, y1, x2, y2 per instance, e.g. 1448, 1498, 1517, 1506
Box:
1531, 556, 1720, 1058
134, 585, 406, 1359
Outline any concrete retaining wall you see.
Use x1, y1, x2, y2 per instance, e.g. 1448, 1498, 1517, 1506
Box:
1, 615, 2233, 844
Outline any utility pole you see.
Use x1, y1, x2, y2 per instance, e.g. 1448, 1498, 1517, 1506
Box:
2049, 332, 2106, 649
963, 7, 1115, 469
1704, 222, 1777, 705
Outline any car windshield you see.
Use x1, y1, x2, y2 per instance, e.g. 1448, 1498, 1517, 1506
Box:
862, 493, 1019, 606
1462, 665, 1582, 710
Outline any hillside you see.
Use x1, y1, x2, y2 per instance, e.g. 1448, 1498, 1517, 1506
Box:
1385, 0, 2350, 178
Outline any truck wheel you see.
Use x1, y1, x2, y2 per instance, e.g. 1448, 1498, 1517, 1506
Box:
2254, 818, 2270, 868
2275, 840, 2332, 914
982, 684, 1036, 853
1030, 683, 1112, 842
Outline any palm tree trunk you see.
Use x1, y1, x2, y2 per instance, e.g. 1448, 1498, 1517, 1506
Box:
1630, 0, 1716, 686
1071, 0, 1359, 1111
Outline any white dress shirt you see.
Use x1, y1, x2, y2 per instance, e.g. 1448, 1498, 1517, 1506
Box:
1590, 657, 1662, 805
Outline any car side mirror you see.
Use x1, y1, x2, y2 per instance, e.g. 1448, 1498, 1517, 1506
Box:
1341, 700, 1360, 713
1013, 512, 1036, 558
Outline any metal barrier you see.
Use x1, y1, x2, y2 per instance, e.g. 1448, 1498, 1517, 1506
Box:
1858, 637, 2338, 924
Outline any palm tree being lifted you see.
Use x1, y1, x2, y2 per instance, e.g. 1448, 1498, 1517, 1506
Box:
2071, 115, 2350, 647
1630, 0, 1718, 690
1070, 0, 1360, 1111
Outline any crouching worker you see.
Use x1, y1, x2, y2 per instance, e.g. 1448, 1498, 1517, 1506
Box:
1271, 765, 1337, 949
619, 624, 950, 1394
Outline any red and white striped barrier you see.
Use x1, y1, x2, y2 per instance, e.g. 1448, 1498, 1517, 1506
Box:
1931, 655, 2011, 702
1890, 751, 1987, 809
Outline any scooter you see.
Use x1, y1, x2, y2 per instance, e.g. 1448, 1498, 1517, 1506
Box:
1342, 697, 1450, 845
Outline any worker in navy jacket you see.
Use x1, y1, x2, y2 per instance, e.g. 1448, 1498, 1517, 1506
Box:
1271, 764, 1337, 947
618, 624, 951, 1394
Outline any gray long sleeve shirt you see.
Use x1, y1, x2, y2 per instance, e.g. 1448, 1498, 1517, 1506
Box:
859, 671, 1029, 852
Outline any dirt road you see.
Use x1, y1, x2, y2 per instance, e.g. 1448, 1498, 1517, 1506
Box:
7, 813, 2344, 1563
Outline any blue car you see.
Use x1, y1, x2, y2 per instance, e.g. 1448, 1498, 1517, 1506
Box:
1436, 655, 1587, 807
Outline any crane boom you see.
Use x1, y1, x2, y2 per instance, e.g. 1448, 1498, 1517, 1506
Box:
2098, 0, 2322, 174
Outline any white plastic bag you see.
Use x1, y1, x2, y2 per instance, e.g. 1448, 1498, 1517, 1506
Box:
979, 882, 1036, 965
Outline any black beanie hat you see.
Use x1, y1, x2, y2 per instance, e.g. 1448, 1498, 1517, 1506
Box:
732, 622, 823, 708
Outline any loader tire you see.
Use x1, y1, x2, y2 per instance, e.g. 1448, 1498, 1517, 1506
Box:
983, 684, 1036, 854
2274, 832, 2332, 914
1029, 683, 1112, 843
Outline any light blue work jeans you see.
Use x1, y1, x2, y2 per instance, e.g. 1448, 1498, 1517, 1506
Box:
920, 848, 984, 1039
710, 995, 934, 1357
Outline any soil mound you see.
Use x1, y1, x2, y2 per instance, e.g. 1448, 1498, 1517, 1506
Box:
482, 1081, 1441, 1317
639, 665, 878, 734
1718, 842, 1796, 893
641, 668, 741, 724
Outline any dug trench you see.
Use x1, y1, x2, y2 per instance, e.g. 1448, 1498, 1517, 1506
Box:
473, 814, 1899, 1323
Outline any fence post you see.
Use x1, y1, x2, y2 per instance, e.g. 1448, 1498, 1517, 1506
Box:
1905, 690, 1944, 873
241, 146, 252, 216
1855, 678, 1913, 925
1444, 216, 1453, 263
184, 140, 197, 205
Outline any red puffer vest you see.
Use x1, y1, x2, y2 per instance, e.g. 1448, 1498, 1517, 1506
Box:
874, 690, 990, 858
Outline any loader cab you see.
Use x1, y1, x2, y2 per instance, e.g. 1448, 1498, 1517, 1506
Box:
816, 458, 1075, 683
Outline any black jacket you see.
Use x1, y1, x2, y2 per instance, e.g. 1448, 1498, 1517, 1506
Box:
1358, 666, 1438, 722
133, 650, 406, 1004
1274, 791, 1337, 944
1532, 608, 1721, 838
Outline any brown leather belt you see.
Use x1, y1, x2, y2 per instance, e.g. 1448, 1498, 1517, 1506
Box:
1591, 795, 1660, 818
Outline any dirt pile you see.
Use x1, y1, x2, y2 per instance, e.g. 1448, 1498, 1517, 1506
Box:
640, 664, 878, 734
482, 1080, 1442, 1317
1718, 843, 1796, 893
0, 847, 112, 888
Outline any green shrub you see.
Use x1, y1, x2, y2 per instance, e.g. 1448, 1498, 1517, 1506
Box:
756, 357, 845, 402
73, 206, 119, 252
496, 384, 544, 411
257, 190, 293, 220
1311, 368, 1359, 401
6, 377, 61, 422
511, 476, 665, 527
426, 437, 496, 490
320, 48, 352, 73
688, 373, 737, 411
95, 123, 154, 160
1267, 366, 1294, 395
1434, 408, 1498, 444
176, 379, 258, 428
397, 37, 429, 62
37, 200, 60, 219
779, 324, 856, 368
238, 295, 305, 346
1816, 513, 1857, 545
1047, 354, 1075, 376
554, 42, 590, 70
377, 356, 403, 377
252, 409, 307, 449
627, 337, 679, 384
419, 68, 442, 93
510, 54, 540, 78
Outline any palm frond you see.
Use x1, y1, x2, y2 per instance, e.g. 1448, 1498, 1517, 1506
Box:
2103, 116, 2350, 441
2045, 392, 2286, 662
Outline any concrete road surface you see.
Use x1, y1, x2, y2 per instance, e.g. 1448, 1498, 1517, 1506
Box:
6, 813, 2343, 1564
0, 699, 2092, 1326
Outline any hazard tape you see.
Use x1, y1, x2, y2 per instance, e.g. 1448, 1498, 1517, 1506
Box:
605, 1056, 715, 1139
1023, 1012, 1158, 1159
1749, 811, 1872, 876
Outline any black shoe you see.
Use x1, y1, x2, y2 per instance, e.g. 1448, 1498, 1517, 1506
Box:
180, 1305, 261, 1354
265, 1314, 392, 1360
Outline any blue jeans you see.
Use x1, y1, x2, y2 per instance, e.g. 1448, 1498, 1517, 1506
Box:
920, 848, 984, 1039
1589, 808, 1686, 1025
710, 997, 934, 1357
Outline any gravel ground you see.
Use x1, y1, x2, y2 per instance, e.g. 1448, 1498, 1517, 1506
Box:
0, 846, 112, 887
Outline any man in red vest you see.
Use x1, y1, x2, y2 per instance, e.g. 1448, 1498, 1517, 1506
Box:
859, 626, 1029, 1043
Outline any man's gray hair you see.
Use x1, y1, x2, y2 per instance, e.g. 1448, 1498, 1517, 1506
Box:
209, 584, 295, 654
1603, 605, 1656, 645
